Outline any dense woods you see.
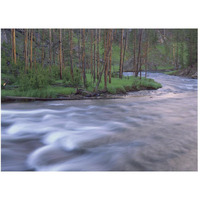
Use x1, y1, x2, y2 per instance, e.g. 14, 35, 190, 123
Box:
1, 29, 197, 99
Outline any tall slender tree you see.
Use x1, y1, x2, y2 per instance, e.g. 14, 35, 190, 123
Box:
24, 29, 28, 72
30, 29, 33, 69
41, 30, 45, 67
69, 29, 74, 80
90, 30, 93, 76
135, 29, 143, 77
59, 29, 63, 79
82, 29, 86, 87
34, 29, 37, 70
133, 29, 137, 76
93, 29, 97, 83
119, 29, 124, 78
97, 29, 100, 80
49, 29, 52, 72
108, 29, 113, 83
11, 29, 16, 64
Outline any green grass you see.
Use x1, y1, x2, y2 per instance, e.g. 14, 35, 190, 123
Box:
156, 66, 174, 71
1, 86, 76, 99
84, 73, 162, 94
164, 70, 178, 75
2, 71, 162, 99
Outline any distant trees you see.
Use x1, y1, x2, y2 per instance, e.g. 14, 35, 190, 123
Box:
4, 28, 197, 91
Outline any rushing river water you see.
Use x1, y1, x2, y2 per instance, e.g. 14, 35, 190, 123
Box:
1, 72, 198, 171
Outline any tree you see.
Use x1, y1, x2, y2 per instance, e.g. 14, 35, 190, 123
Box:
41, 30, 45, 67
69, 29, 74, 80
122, 29, 128, 74
82, 29, 86, 87
49, 29, 52, 72
108, 29, 113, 83
24, 29, 28, 72
11, 29, 16, 64
133, 29, 137, 76
30, 29, 33, 69
119, 29, 124, 79
135, 29, 143, 77
59, 29, 63, 79
93, 29, 97, 83
90, 30, 93, 76
97, 29, 100, 80
34, 30, 37, 70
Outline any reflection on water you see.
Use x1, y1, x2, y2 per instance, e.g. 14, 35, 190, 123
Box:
1, 73, 197, 171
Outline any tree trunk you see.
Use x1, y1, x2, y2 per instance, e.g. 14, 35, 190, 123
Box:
145, 40, 149, 78
82, 29, 86, 87
34, 30, 37, 70
133, 29, 137, 76
90, 29, 93, 75
104, 29, 112, 90
97, 29, 100, 80
24, 29, 28, 72
59, 29, 63, 79
122, 29, 128, 74
136, 29, 143, 77
30, 30, 33, 70
49, 29, 52, 72
41, 30, 44, 67
93, 29, 96, 83
109, 29, 113, 83
104, 30, 108, 89
69, 29, 74, 80
11, 29, 16, 64
119, 29, 124, 79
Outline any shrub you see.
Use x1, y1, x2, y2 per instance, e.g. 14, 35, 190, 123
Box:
18, 67, 50, 91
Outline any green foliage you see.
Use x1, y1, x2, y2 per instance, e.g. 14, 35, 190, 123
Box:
18, 67, 50, 91
63, 67, 82, 87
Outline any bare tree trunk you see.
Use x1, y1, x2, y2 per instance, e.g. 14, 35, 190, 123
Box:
90, 30, 93, 75
122, 29, 128, 74
119, 29, 124, 79
34, 30, 37, 71
69, 29, 74, 80
136, 29, 143, 77
11, 29, 17, 64
49, 29, 52, 72
59, 29, 63, 79
24, 29, 28, 72
109, 29, 113, 83
52, 29, 56, 65
104, 30, 108, 90
104, 29, 112, 90
93, 29, 96, 83
30, 29, 33, 70
97, 29, 100, 80
133, 29, 137, 76
41, 30, 44, 67
82, 29, 86, 87
145, 40, 149, 78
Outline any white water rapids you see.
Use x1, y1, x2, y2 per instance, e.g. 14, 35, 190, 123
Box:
1, 72, 197, 171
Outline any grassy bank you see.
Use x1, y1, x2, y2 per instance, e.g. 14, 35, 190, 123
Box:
1, 73, 162, 100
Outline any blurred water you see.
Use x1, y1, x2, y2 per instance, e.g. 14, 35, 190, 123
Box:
1, 73, 197, 171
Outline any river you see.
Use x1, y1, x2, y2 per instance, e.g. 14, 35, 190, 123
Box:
1, 72, 198, 171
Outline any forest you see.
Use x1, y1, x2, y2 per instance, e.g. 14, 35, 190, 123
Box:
1, 29, 197, 100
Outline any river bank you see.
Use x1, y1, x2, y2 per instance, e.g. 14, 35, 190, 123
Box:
1, 74, 162, 102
